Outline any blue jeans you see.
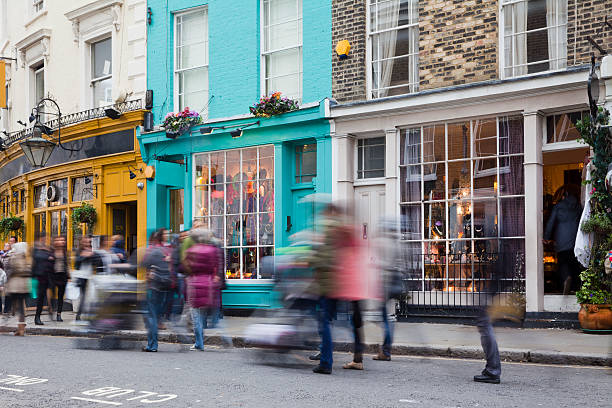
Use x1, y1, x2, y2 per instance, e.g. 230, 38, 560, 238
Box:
476, 309, 501, 377
146, 289, 168, 351
191, 307, 214, 349
319, 297, 336, 369
381, 303, 394, 357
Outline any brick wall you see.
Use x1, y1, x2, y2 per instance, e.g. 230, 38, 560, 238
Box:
331, 0, 367, 103
419, 0, 498, 91
567, 0, 612, 67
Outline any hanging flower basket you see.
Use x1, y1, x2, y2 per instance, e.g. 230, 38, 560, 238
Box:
0, 216, 24, 240
71, 203, 97, 234
162, 108, 203, 139
250, 92, 299, 118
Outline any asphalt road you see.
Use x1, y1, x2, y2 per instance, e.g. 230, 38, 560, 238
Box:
0, 335, 609, 408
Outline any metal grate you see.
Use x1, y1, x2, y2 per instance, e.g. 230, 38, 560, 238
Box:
4, 99, 143, 147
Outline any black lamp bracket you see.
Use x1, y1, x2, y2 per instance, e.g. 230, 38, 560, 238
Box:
30, 98, 81, 153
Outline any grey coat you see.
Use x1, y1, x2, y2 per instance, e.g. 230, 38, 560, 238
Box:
5, 251, 31, 294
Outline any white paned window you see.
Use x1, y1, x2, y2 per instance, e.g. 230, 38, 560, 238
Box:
194, 146, 275, 280
33, 0, 44, 13
501, 0, 567, 78
34, 66, 44, 103
262, 0, 302, 101
357, 137, 385, 179
369, 0, 419, 99
175, 8, 209, 115
91, 37, 112, 108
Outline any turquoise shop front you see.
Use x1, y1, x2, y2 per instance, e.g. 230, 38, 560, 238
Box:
138, 101, 331, 309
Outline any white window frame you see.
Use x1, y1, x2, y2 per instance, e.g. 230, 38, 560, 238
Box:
32, 0, 44, 14
356, 136, 386, 181
173, 6, 209, 115
499, 0, 568, 79
367, 0, 419, 100
192, 146, 276, 283
260, 0, 303, 102
90, 36, 113, 108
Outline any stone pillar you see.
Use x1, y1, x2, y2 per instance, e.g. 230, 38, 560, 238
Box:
523, 111, 544, 312
384, 128, 398, 217
601, 55, 612, 112
331, 132, 354, 202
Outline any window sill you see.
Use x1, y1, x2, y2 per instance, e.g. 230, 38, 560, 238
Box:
25, 10, 48, 28
291, 183, 314, 191
354, 177, 386, 186
501, 67, 567, 81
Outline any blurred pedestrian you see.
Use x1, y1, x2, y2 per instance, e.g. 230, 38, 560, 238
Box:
5, 242, 31, 335
0, 265, 6, 316
95, 235, 119, 275
50, 236, 69, 322
141, 229, 172, 352
110, 235, 127, 263
1, 237, 17, 315
74, 236, 101, 320
32, 234, 54, 326
183, 229, 223, 351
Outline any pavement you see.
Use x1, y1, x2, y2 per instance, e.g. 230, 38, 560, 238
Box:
1, 335, 611, 408
1, 309, 610, 367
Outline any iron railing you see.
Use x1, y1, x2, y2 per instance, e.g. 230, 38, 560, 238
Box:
3, 99, 143, 146
397, 251, 525, 317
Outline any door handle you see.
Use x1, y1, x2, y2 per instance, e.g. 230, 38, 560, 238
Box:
363, 223, 367, 240
286, 216, 292, 232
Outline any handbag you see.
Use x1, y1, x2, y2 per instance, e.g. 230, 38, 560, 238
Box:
65, 281, 80, 301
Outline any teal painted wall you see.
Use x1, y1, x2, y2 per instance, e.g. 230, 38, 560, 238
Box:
147, 0, 332, 124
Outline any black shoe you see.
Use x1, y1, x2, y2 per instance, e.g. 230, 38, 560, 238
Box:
474, 370, 500, 384
75, 314, 81, 321
309, 352, 321, 361
142, 346, 157, 352
312, 365, 332, 375
56, 313, 63, 322
34, 316, 44, 326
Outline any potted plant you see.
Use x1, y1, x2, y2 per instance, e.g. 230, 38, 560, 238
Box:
71, 203, 97, 235
162, 107, 203, 139
0, 215, 24, 240
250, 92, 299, 118
575, 107, 612, 331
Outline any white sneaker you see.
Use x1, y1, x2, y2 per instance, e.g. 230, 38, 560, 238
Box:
189, 345, 204, 351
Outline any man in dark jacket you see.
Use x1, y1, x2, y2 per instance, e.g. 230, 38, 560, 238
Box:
32, 234, 54, 325
544, 188, 582, 294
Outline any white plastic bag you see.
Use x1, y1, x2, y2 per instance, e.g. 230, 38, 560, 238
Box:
65, 281, 80, 301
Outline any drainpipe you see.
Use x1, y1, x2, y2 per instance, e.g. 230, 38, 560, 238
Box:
601, 55, 612, 113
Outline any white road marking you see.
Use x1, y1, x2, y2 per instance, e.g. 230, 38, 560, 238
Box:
0, 386, 24, 392
71, 397, 122, 406
399, 400, 419, 404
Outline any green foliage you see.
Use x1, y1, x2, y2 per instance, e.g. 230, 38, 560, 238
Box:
250, 92, 299, 118
576, 106, 612, 305
0, 215, 24, 241
71, 203, 96, 234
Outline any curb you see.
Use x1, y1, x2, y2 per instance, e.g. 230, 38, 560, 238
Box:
2, 325, 610, 367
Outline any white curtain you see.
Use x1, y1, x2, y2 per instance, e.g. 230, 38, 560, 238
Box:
375, 0, 401, 97
575, 165, 593, 267
513, 1, 528, 76
546, 0, 567, 70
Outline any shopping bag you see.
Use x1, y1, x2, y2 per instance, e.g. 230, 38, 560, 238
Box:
65, 281, 80, 301
31, 278, 38, 299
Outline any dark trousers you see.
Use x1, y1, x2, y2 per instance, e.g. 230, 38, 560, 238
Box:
319, 299, 364, 369
77, 279, 88, 317
557, 250, 582, 294
49, 277, 67, 314
11, 294, 26, 323
2, 293, 10, 313
476, 309, 501, 377
35, 278, 49, 318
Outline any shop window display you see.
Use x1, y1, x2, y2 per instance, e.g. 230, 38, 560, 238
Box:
194, 146, 274, 279
399, 116, 525, 295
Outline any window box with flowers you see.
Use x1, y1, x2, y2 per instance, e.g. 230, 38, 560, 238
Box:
163, 108, 203, 139
250, 92, 299, 118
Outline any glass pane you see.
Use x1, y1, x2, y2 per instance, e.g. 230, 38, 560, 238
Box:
401, 128, 420, 165
243, 247, 257, 279
92, 37, 112, 79
226, 215, 241, 246
400, 165, 421, 202
472, 200, 498, 238
178, 67, 208, 113
546, 111, 584, 143
423, 162, 444, 201
400, 204, 421, 240
243, 181, 257, 213
72, 177, 93, 202
34, 185, 46, 208
60, 210, 67, 236
259, 247, 274, 279
500, 197, 525, 237
472, 119, 497, 157
259, 147, 274, 179
194, 185, 209, 217
93, 77, 113, 108
260, 213, 274, 245
210, 216, 224, 241
424, 241, 446, 291
499, 116, 524, 154
422, 124, 445, 163
448, 161, 470, 199
243, 214, 257, 245
448, 200, 471, 240
499, 156, 524, 196
195, 154, 209, 185
265, 48, 301, 100
210, 184, 224, 215
473, 160, 497, 198
259, 179, 274, 213
447, 122, 470, 160
49, 178, 68, 206
226, 182, 240, 215
210, 152, 225, 184
424, 202, 445, 240
35, 69, 44, 103
51, 211, 59, 237
226, 248, 241, 279
226, 150, 241, 182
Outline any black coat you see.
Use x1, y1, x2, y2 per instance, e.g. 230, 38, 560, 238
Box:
32, 247, 54, 281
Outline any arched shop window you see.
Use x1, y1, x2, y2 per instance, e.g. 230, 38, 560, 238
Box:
194, 146, 275, 280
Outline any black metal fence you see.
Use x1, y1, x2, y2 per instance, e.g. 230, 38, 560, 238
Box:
4, 99, 143, 146
397, 251, 525, 317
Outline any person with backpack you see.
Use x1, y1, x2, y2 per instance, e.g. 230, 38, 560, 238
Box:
141, 229, 173, 352
183, 229, 222, 351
